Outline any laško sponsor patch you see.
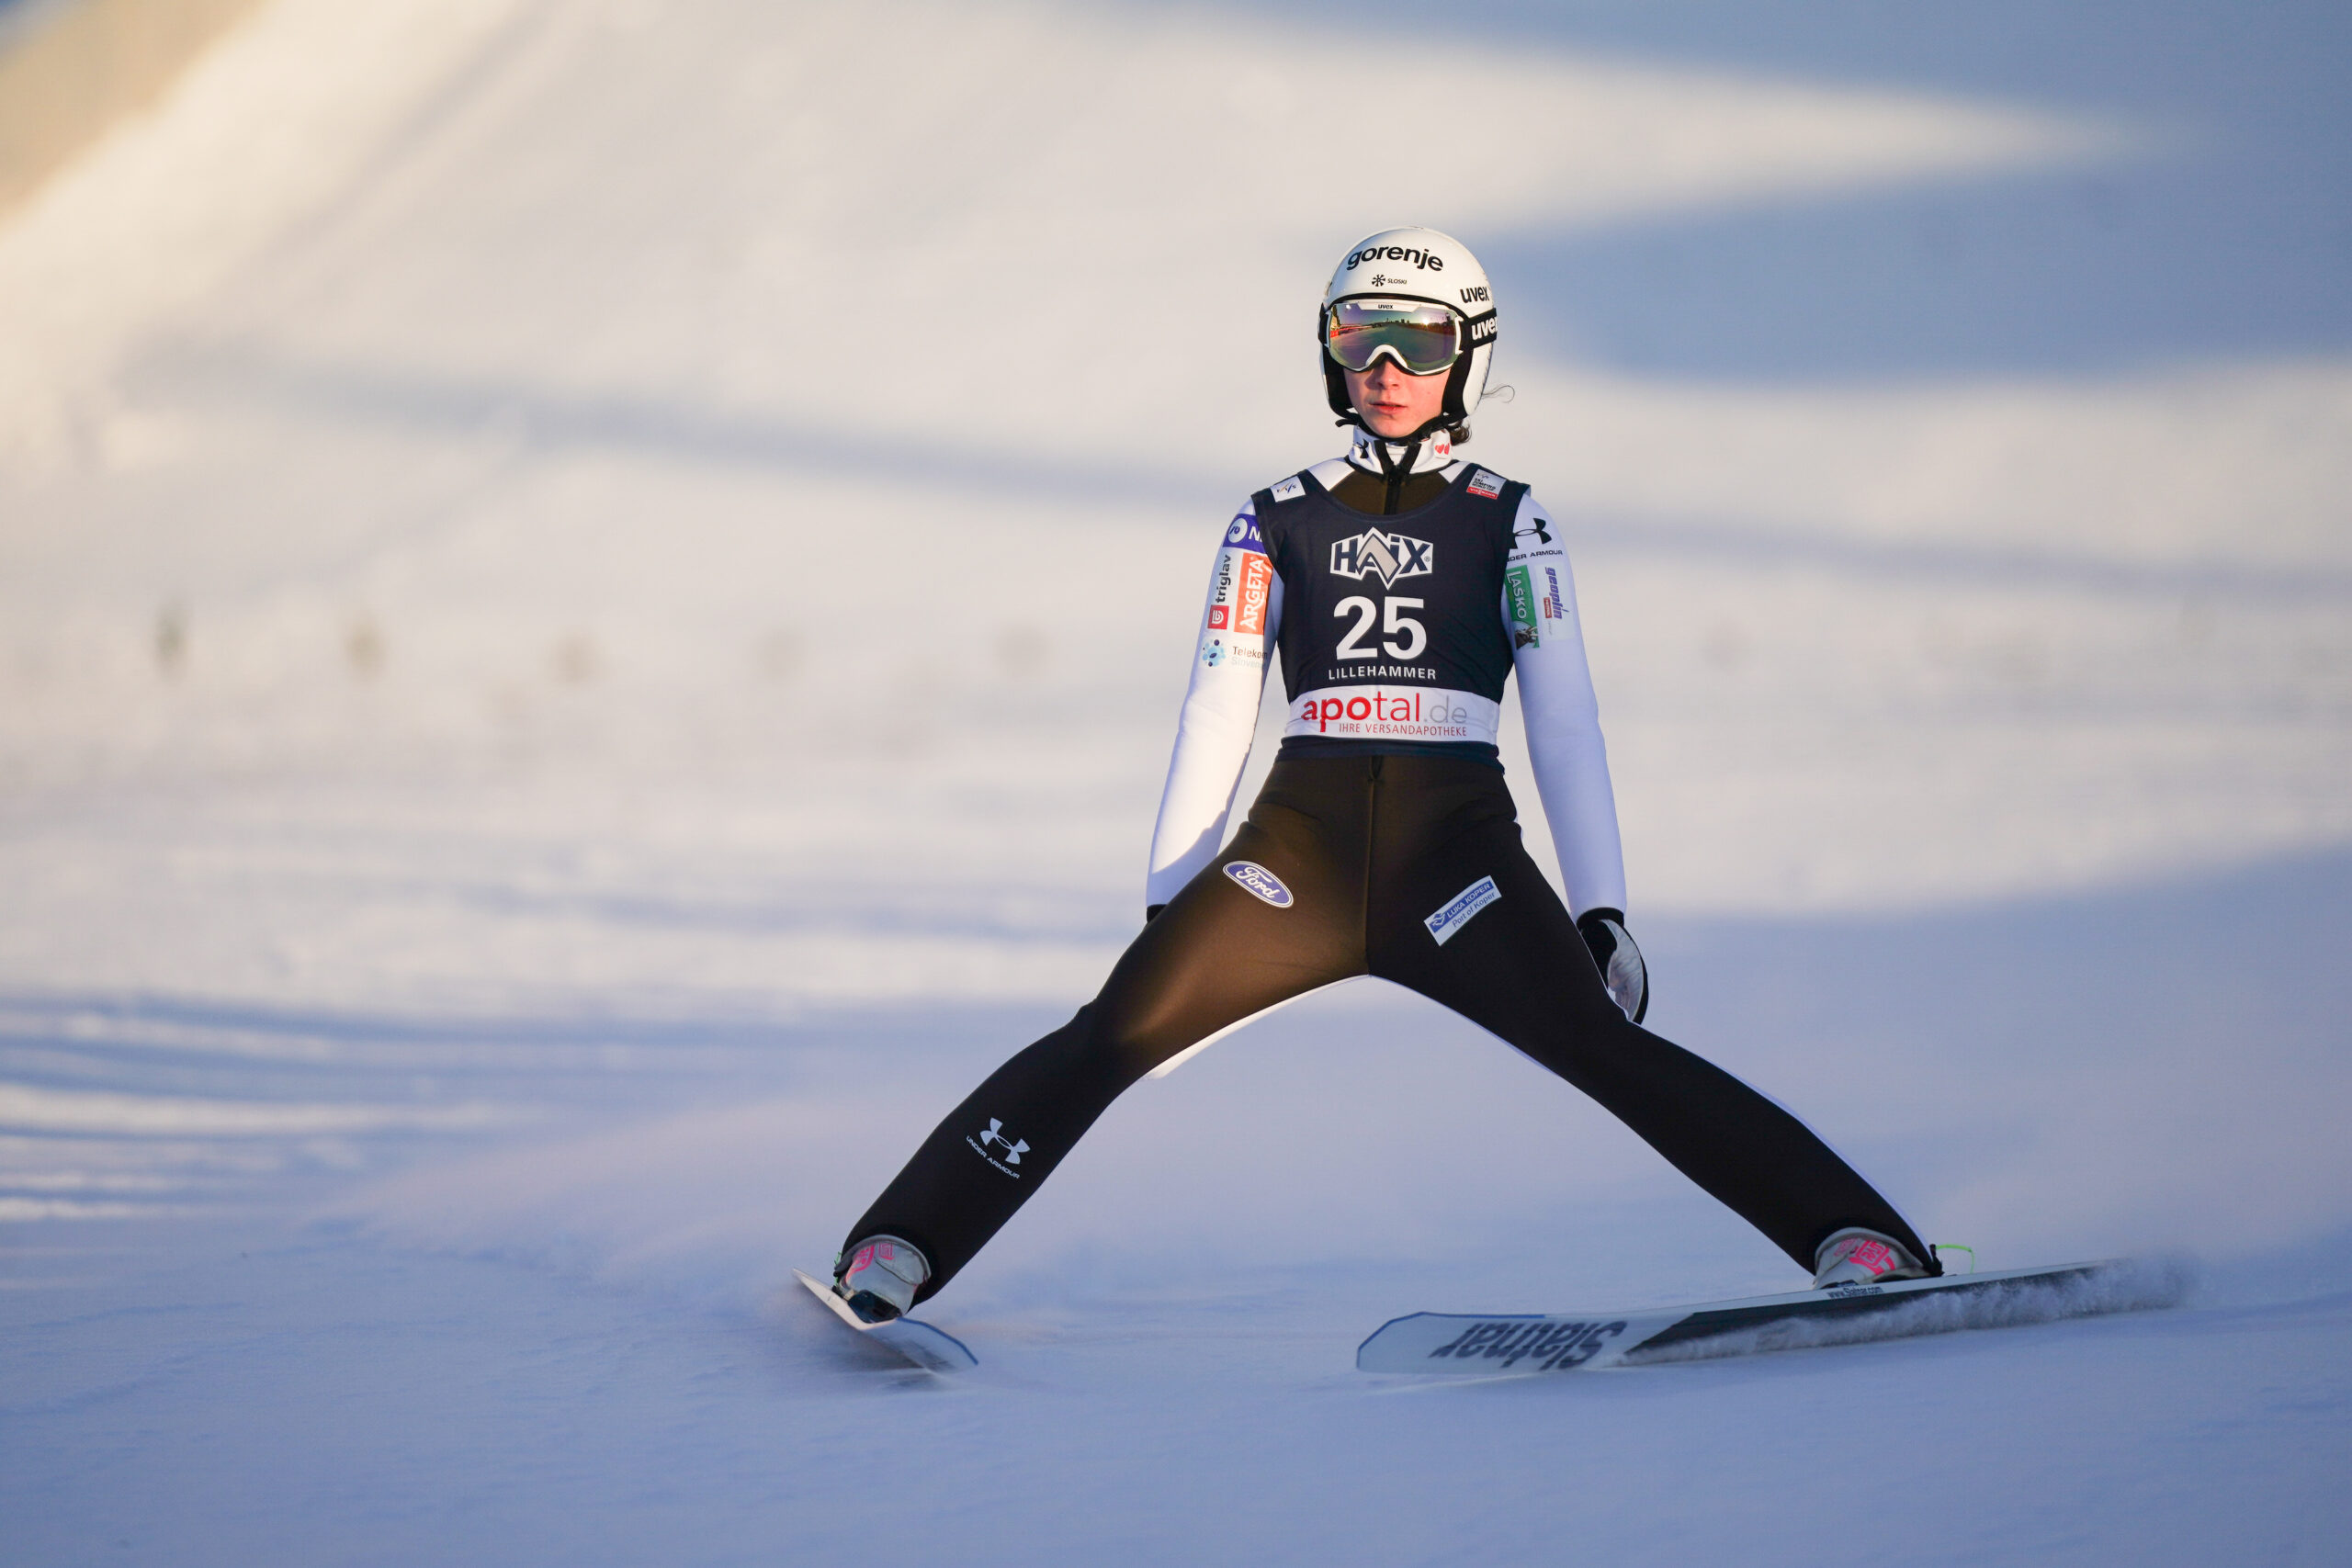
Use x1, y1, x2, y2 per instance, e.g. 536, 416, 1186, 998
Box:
1505, 565, 1541, 649
1223, 860, 1294, 908
1424, 875, 1500, 945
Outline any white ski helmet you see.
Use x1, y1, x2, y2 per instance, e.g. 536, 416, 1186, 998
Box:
1318, 226, 1498, 441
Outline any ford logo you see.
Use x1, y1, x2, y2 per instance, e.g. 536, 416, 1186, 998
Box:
1223, 860, 1294, 908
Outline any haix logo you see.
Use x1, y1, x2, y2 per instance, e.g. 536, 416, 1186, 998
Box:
1345, 243, 1444, 273
1329, 529, 1434, 588
967, 1117, 1030, 1178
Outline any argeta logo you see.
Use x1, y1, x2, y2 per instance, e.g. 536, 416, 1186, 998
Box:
1223, 860, 1295, 908
967, 1117, 1030, 1178
1329, 529, 1434, 588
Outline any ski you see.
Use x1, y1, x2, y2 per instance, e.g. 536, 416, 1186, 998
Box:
792, 1269, 978, 1373
1358, 1258, 2180, 1376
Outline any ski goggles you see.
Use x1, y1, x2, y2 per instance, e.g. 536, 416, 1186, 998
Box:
1323, 299, 1463, 376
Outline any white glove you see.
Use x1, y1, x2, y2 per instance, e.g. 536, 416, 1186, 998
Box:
1576, 908, 1648, 1024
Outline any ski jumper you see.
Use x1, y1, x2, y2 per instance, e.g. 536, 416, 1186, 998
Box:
843, 433, 1934, 1302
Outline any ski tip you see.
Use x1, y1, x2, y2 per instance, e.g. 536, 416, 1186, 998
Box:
791, 1269, 978, 1372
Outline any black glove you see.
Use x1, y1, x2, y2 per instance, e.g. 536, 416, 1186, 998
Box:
1577, 908, 1648, 1023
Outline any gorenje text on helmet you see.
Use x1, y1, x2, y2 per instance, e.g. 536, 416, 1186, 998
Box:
1345, 244, 1444, 272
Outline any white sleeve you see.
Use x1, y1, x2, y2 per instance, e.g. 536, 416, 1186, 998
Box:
1145, 504, 1283, 908
1504, 493, 1629, 918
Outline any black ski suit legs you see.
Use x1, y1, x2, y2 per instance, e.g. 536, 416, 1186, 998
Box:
842, 754, 1932, 1303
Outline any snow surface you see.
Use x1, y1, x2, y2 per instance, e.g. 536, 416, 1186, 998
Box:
2, 0, 2348, 1562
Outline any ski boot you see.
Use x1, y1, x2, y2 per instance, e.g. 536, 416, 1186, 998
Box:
1813, 1227, 1929, 1289
834, 1235, 929, 1323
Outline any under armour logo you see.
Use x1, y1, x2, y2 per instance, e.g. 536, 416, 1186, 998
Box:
1512, 520, 1553, 548
976, 1118, 1029, 1165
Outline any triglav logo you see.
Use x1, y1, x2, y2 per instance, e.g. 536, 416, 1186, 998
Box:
1329, 529, 1433, 589
967, 1117, 1030, 1178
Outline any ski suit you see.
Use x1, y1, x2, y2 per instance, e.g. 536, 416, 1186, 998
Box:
843, 432, 1933, 1302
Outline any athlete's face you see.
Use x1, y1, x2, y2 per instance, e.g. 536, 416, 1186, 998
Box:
1345, 357, 1449, 441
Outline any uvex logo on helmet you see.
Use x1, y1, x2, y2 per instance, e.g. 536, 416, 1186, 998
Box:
1345, 243, 1445, 272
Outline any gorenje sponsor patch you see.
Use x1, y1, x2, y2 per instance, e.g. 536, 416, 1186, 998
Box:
1424, 875, 1501, 945
1284, 686, 1498, 745
1223, 861, 1294, 908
